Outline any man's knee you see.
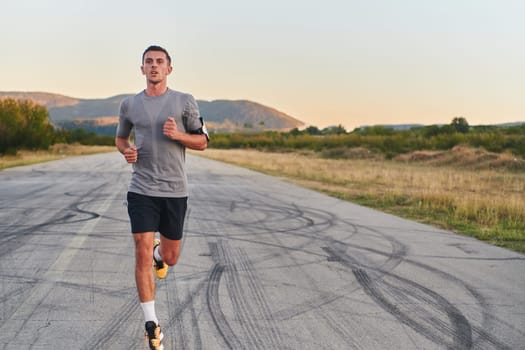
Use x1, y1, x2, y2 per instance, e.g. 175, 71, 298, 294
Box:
162, 252, 180, 266
159, 237, 181, 266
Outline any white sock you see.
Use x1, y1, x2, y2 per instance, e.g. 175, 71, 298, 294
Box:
141, 301, 158, 325
154, 245, 162, 262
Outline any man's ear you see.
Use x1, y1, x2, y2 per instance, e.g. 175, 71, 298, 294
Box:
167, 66, 173, 75
141, 65, 145, 75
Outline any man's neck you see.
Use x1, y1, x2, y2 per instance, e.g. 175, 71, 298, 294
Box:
145, 83, 168, 97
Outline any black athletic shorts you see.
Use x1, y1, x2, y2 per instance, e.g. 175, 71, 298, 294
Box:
127, 191, 187, 240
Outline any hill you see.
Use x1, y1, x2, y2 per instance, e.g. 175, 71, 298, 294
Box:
0, 91, 304, 133
358, 124, 424, 131
198, 100, 303, 131
358, 122, 525, 131
0, 92, 80, 108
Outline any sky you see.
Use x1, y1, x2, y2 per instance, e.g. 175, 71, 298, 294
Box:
1, 0, 524, 129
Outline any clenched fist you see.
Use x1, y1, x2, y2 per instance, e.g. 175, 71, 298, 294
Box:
123, 145, 138, 163
163, 116, 181, 140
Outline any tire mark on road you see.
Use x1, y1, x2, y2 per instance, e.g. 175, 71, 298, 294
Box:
403, 256, 514, 350
207, 240, 285, 349
325, 245, 468, 347
216, 240, 264, 349
0, 182, 121, 347
207, 259, 242, 350
357, 267, 473, 349
325, 245, 511, 350
80, 294, 138, 350
248, 200, 364, 349
200, 194, 368, 349
330, 220, 515, 349
0, 183, 114, 260
236, 248, 284, 347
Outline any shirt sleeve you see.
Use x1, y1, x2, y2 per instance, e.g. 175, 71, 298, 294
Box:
182, 95, 209, 140
116, 98, 133, 138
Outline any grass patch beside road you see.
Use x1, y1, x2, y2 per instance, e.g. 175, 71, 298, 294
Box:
0, 143, 115, 170
197, 148, 525, 253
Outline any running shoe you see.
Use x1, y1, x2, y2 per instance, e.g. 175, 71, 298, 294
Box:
153, 238, 168, 279
145, 321, 164, 350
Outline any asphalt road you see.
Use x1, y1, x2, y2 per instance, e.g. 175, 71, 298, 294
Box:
0, 152, 524, 350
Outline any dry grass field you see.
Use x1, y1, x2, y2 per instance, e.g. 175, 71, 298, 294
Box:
0, 144, 115, 170
197, 148, 525, 253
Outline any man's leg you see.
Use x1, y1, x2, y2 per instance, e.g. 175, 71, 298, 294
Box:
133, 232, 156, 303
156, 236, 182, 267
134, 231, 165, 349
127, 192, 165, 348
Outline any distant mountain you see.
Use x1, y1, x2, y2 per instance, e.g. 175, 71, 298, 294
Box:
198, 100, 303, 131
0, 91, 304, 133
358, 124, 424, 131
0, 91, 79, 109
492, 121, 525, 127
358, 122, 524, 131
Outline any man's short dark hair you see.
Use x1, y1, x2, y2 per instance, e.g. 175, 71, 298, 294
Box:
142, 45, 172, 65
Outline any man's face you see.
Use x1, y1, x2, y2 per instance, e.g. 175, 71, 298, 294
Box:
141, 51, 172, 84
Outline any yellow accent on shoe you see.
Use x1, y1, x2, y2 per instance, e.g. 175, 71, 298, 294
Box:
145, 321, 164, 350
153, 238, 168, 279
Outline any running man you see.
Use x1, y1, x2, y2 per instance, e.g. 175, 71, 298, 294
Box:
116, 45, 208, 350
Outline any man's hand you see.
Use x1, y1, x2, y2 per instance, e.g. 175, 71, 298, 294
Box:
163, 117, 181, 140
123, 145, 138, 163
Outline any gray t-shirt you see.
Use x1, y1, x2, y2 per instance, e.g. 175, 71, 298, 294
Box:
116, 88, 204, 197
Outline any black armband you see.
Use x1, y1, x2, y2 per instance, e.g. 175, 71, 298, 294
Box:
188, 118, 209, 141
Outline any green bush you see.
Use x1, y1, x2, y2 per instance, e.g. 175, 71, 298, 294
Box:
0, 98, 55, 153
0, 98, 114, 154
207, 126, 525, 158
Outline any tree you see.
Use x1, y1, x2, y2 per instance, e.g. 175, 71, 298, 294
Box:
356, 125, 394, 136
289, 128, 301, 136
0, 98, 55, 153
420, 125, 441, 138
451, 117, 469, 133
323, 124, 347, 135
305, 125, 322, 135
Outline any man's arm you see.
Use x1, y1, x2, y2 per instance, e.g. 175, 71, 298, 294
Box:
115, 136, 138, 163
163, 117, 207, 151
